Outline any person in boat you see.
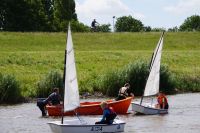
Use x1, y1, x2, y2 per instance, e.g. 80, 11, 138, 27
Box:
115, 83, 134, 101
156, 91, 169, 109
91, 19, 99, 32
95, 101, 117, 125
37, 88, 62, 116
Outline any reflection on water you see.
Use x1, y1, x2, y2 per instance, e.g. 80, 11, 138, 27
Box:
0, 93, 200, 133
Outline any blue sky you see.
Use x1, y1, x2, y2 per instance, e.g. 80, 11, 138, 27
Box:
75, 0, 200, 29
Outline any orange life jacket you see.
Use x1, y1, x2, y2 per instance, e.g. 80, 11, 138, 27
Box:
157, 94, 168, 105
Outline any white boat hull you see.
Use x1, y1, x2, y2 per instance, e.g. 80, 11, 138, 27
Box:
48, 118, 125, 133
131, 102, 168, 115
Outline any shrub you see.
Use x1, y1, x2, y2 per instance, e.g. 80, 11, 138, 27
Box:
94, 60, 176, 96
0, 73, 22, 104
160, 65, 176, 94
71, 20, 90, 32
175, 75, 200, 92
36, 70, 63, 98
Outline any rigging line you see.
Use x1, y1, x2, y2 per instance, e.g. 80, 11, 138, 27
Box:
74, 110, 87, 125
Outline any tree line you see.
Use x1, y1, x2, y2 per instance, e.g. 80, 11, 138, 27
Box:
0, 0, 199, 32
0, 0, 89, 32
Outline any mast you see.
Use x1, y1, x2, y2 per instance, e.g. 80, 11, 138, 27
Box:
140, 31, 165, 105
61, 25, 69, 124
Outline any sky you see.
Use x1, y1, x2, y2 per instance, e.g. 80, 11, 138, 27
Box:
75, 0, 200, 30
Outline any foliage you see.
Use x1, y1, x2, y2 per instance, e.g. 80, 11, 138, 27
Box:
179, 15, 200, 31
0, 73, 22, 104
96, 24, 111, 32
53, 0, 77, 31
94, 61, 176, 96
36, 70, 63, 98
0, 0, 77, 31
168, 26, 178, 32
115, 16, 144, 32
71, 20, 90, 32
143, 26, 152, 32
0, 32, 200, 97
175, 75, 200, 92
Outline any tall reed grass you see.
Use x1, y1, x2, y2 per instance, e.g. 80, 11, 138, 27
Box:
92, 60, 176, 96
36, 70, 63, 98
0, 73, 23, 104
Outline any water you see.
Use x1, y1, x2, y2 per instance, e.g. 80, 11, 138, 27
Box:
0, 93, 200, 133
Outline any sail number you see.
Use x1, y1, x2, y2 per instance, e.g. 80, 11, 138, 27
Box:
91, 126, 103, 131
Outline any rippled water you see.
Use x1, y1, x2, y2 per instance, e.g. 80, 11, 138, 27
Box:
0, 93, 200, 133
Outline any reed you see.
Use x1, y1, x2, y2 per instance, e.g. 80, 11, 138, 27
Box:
36, 70, 63, 98
0, 73, 22, 103
93, 61, 176, 96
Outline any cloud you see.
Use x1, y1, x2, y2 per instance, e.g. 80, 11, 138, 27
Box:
76, 0, 145, 26
164, 0, 200, 15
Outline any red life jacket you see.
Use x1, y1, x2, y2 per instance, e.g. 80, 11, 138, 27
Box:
105, 107, 117, 121
157, 95, 168, 105
108, 107, 115, 114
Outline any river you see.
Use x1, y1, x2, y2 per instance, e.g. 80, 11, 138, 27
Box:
0, 93, 200, 133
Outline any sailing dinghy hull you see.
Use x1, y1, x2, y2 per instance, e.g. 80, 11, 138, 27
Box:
48, 118, 125, 133
46, 97, 132, 116
131, 102, 168, 115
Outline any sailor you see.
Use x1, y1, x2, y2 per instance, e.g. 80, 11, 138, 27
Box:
37, 88, 62, 116
95, 101, 117, 125
115, 83, 134, 101
157, 91, 169, 109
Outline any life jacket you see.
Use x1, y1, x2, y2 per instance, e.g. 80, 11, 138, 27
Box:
119, 87, 128, 97
105, 107, 117, 121
157, 94, 168, 105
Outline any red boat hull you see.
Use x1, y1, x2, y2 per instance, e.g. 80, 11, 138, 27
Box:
46, 97, 133, 116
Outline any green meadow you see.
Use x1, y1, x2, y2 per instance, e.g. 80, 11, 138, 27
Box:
0, 32, 200, 97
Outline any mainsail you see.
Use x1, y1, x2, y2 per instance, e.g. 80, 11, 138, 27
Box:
143, 33, 164, 96
64, 25, 80, 112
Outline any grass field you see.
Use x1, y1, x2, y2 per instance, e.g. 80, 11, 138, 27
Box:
0, 32, 200, 97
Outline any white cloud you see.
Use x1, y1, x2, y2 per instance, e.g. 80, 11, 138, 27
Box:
164, 0, 200, 15
76, 0, 145, 26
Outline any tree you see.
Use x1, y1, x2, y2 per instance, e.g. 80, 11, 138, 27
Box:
96, 24, 111, 32
179, 15, 200, 31
168, 26, 178, 32
143, 26, 151, 32
1, 0, 32, 31
0, 0, 79, 31
54, 0, 77, 30
71, 20, 90, 32
115, 16, 143, 32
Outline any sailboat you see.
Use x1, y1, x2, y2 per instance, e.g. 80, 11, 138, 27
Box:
131, 32, 168, 115
48, 24, 126, 133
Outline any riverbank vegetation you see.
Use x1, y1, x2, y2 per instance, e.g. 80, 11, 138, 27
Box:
0, 73, 23, 104
0, 32, 200, 103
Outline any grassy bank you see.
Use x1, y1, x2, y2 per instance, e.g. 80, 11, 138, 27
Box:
0, 32, 200, 97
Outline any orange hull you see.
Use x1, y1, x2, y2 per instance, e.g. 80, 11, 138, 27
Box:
46, 97, 133, 116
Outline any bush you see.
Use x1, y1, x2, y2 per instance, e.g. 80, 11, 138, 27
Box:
94, 60, 176, 96
0, 73, 22, 104
115, 15, 143, 32
71, 20, 90, 32
175, 75, 200, 92
96, 24, 111, 32
36, 70, 63, 98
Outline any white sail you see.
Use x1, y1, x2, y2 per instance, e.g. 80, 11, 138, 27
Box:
64, 24, 80, 112
143, 35, 164, 96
